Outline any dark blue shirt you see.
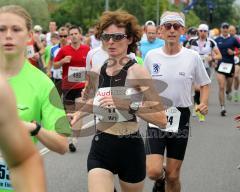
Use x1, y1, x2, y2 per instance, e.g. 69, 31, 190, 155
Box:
215, 35, 240, 64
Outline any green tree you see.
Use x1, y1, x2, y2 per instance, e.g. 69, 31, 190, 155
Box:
0, 0, 50, 30
110, 0, 145, 25
193, 0, 235, 28
232, 4, 240, 27
50, 0, 201, 32
51, 0, 105, 33
185, 10, 201, 28
142, 0, 170, 25
162, 2, 201, 28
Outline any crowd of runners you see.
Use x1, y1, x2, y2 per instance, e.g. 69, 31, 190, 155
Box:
0, 4, 240, 192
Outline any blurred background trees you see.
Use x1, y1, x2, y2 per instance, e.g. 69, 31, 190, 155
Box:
0, 0, 239, 32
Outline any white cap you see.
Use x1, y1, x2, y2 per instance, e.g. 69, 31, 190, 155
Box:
33, 25, 42, 32
145, 20, 155, 26
198, 24, 209, 31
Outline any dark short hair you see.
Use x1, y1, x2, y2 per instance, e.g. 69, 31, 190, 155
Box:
187, 27, 198, 35
69, 25, 82, 34
221, 22, 229, 28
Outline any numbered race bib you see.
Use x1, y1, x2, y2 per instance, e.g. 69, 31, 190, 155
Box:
0, 158, 12, 190
149, 107, 181, 133
93, 87, 134, 122
218, 62, 233, 74
26, 45, 35, 59
68, 67, 86, 82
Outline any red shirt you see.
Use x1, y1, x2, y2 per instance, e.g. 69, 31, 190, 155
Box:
27, 38, 39, 68
54, 44, 90, 89
234, 36, 240, 56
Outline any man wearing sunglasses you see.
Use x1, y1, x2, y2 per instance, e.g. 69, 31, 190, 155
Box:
139, 24, 165, 60
215, 22, 240, 116
144, 11, 210, 192
189, 24, 222, 122
50, 26, 69, 95
54, 26, 90, 152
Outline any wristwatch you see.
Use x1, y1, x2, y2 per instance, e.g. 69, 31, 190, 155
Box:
128, 101, 140, 114
30, 121, 42, 136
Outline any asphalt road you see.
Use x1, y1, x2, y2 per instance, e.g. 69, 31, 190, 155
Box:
42, 78, 240, 192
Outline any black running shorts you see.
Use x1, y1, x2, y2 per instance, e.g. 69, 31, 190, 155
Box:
145, 107, 190, 161
87, 131, 146, 183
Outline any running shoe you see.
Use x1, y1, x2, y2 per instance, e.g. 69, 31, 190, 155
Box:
220, 109, 226, 116
152, 178, 165, 192
152, 169, 165, 192
198, 113, 205, 122
69, 143, 76, 152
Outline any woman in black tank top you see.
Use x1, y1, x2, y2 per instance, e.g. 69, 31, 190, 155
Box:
70, 10, 167, 192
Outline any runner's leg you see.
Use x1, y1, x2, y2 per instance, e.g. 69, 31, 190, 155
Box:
88, 168, 115, 192
165, 158, 182, 192
216, 73, 227, 115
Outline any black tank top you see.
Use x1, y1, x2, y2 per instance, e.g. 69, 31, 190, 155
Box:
98, 59, 137, 122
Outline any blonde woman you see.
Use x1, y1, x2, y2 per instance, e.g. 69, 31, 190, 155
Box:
0, 5, 71, 192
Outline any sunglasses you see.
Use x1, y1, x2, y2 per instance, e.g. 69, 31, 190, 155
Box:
101, 33, 127, 42
59, 35, 68, 38
163, 23, 182, 30
199, 30, 207, 32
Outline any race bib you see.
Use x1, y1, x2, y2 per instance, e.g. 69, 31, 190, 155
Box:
68, 67, 86, 82
148, 107, 181, 133
26, 45, 35, 59
0, 158, 12, 190
93, 87, 134, 122
218, 62, 233, 74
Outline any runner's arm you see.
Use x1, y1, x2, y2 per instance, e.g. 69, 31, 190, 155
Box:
132, 66, 167, 128
195, 84, 209, 115
53, 48, 70, 69
212, 47, 222, 61
23, 121, 68, 154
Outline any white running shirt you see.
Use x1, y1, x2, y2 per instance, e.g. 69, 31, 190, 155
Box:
144, 47, 211, 107
86, 47, 109, 71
